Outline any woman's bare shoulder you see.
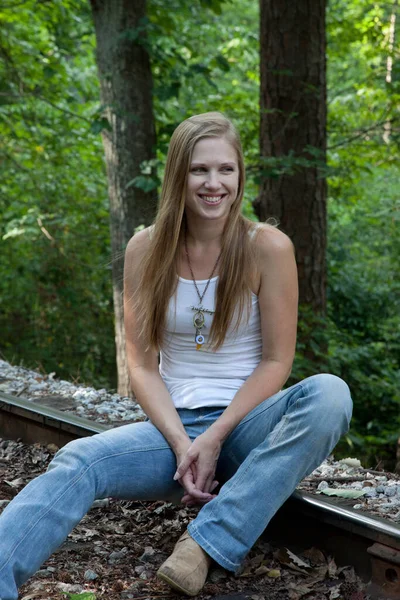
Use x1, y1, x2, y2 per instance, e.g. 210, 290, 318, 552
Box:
126, 226, 153, 257
124, 227, 154, 294
254, 225, 298, 304
253, 224, 294, 258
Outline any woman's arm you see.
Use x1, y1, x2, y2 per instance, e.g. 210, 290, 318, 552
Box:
124, 229, 189, 454
175, 226, 298, 494
211, 229, 298, 441
208, 226, 298, 442
124, 230, 215, 502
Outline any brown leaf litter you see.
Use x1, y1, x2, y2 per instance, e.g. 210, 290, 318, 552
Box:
0, 438, 379, 600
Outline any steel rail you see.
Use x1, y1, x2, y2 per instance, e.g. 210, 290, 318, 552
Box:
0, 391, 399, 598
292, 489, 400, 548
0, 390, 108, 446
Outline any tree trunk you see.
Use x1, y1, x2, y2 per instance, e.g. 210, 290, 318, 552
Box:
258, 0, 327, 314
89, 0, 156, 396
383, 0, 397, 144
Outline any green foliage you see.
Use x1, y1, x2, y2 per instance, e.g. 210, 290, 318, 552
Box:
147, 0, 260, 210
0, 0, 116, 387
0, 0, 398, 469
287, 0, 400, 469
0, 0, 260, 386
327, 0, 400, 174
325, 165, 400, 469
292, 163, 400, 469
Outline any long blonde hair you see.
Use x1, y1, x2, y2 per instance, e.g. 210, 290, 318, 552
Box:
134, 112, 258, 350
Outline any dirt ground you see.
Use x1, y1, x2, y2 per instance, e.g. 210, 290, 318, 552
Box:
0, 439, 374, 600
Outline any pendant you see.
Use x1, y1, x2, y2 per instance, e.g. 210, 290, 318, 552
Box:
193, 310, 205, 329
196, 333, 204, 346
189, 305, 214, 351
190, 305, 214, 316
195, 333, 205, 350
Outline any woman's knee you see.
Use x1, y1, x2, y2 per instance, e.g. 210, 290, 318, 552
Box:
306, 373, 353, 431
47, 435, 115, 501
47, 437, 100, 477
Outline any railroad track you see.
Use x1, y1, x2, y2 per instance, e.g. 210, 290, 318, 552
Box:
1, 390, 399, 599
0, 390, 109, 446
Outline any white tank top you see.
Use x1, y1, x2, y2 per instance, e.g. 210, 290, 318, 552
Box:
159, 275, 262, 409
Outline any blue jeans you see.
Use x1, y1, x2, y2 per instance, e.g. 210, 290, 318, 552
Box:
0, 374, 352, 599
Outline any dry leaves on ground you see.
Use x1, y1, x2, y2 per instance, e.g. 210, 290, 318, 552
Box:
0, 438, 373, 600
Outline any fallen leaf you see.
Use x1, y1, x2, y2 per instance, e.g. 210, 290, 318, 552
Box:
237, 566, 253, 578
305, 564, 328, 584
339, 458, 362, 468
249, 553, 265, 567
286, 548, 311, 568
64, 594, 97, 600
257, 540, 273, 554
4, 478, 25, 488
274, 547, 311, 573
78, 527, 100, 538
329, 585, 342, 599
301, 547, 326, 565
339, 565, 358, 583
288, 582, 312, 598
328, 556, 338, 577
254, 565, 270, 576
266, 569, 281, 578
321, 487, 365, 499
46, 443, 59, 453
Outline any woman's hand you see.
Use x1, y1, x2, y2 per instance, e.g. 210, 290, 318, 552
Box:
174, 429, 222, 505
174, 439, 213, 505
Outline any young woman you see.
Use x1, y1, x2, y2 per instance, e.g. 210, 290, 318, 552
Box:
0, 112, 352, 599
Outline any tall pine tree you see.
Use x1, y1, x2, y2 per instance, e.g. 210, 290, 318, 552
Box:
257, 0, 327, 315
89, 0, 157, 395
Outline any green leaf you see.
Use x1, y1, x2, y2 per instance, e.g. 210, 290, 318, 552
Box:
321, 488, 366, 499
90, 118, 111, 134
126, 175, 158, 193
199, 0, 225, 15
62, 593, 97, 599
215, 54, 230, 72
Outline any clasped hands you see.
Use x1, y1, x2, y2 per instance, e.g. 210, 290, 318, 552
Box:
174, 429, 222, 507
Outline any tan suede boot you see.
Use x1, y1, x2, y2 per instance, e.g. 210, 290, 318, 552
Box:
157, 530, 212, 596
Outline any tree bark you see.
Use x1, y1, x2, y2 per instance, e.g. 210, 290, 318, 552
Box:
258, 0, 327, 313
383, 0, 397, 144
89, 0, 156, 396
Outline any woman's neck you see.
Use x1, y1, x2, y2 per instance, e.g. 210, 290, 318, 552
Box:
184, 214, 225, 249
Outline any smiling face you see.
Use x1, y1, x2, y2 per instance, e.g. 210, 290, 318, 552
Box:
185, 136, 240, 223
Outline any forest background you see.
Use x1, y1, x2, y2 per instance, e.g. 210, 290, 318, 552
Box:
0, 0, 399, 469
